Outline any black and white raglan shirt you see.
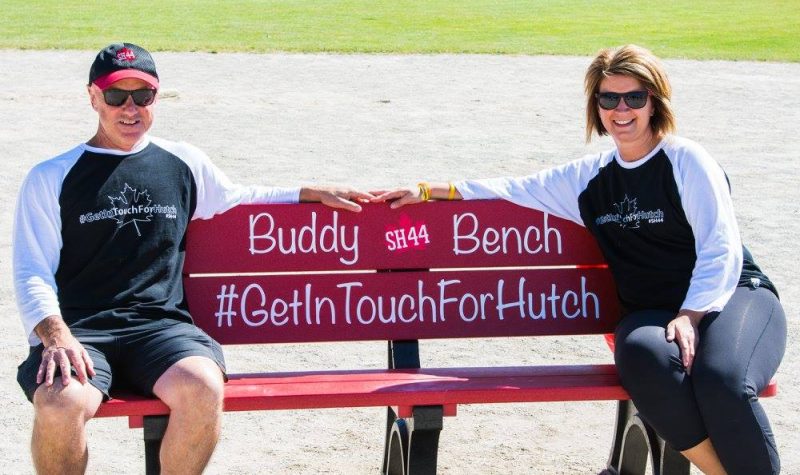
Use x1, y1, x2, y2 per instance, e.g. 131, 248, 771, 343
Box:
455, 135, 776, 314
14, 136, 299, 346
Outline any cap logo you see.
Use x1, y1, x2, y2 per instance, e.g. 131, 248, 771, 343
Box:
116, 48, 136, 62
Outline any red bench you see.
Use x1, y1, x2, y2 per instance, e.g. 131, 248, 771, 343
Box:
94, 200, 776, 474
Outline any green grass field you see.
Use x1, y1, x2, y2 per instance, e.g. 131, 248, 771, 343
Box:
2, 0, 798, 61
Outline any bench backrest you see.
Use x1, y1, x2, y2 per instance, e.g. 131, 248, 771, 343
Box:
184, 200, 620, 345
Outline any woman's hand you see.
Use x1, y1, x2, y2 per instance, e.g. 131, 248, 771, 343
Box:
372, 186, 424, 209
665, 309, 706, 375
373, 182, 460, 208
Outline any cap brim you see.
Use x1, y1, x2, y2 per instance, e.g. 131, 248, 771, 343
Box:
93, 70, 159, 90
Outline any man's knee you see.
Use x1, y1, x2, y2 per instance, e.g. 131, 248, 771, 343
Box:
154, 356, 224, 412
33, 381, 102, 423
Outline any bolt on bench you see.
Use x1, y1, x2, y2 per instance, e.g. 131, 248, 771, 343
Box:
94, 200, 777, 474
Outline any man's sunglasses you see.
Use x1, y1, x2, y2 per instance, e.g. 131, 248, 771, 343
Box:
102, 88, 157, 107
595, 90, 649, 110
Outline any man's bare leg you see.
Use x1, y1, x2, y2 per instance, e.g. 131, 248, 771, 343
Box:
31, 381, 104, 475
153, 356, 225, 475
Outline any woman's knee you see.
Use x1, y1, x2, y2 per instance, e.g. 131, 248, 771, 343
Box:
615, 324, 679, 382
692, 359, 756, 407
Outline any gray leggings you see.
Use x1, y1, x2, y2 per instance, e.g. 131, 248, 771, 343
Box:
614, 286, 786, 475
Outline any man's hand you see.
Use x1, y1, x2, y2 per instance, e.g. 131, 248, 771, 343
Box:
299, 186, 375, 212
34, 316, 95, 387
665, 309, 706, 375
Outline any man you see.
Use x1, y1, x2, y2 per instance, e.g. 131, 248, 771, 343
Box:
13, 42, 371, 474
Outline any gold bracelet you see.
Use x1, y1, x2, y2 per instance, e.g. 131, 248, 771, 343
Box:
417, 182, 431, 202
447, 182, 456, 200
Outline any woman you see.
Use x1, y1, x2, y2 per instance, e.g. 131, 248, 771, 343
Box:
376, 45, 786, 474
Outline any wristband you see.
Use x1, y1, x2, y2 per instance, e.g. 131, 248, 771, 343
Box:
447, 182, 456, 200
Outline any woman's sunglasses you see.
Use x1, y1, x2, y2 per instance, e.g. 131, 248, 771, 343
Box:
102, 88, 157, 107
595, 90, 649, 110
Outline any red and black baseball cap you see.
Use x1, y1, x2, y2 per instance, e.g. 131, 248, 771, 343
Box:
89, 42, 159, 90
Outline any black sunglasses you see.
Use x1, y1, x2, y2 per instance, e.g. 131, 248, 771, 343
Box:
102, 88, 157, 107
595, 90, 649, 110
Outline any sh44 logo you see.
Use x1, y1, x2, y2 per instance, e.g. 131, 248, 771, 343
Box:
385, 214, 430, 252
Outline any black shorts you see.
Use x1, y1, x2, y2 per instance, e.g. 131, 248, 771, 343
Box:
17, 318, 226, 402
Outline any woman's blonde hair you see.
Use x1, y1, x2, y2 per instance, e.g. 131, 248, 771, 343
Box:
584, 44, 676, 142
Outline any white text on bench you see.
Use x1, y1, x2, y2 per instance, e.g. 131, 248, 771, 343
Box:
248, 211, 359, 265
452, 212, 563, 255
214, 276, 600, 329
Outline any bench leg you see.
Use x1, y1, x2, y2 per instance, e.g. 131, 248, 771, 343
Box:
143, 415, 169, 475
607, 400, 690, 475
385, 410, 410, 475
384, 340, 423, 473
384, 406, 443, 475
406, 406, 443, 475
607, 399, 633, 471
619, 415, 650, 475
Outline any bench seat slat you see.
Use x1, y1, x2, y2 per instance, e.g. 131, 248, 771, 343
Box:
95, 365, 778, 420
97, 364, 626, 420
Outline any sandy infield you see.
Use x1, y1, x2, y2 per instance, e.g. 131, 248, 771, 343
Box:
0, 50, 798, 474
